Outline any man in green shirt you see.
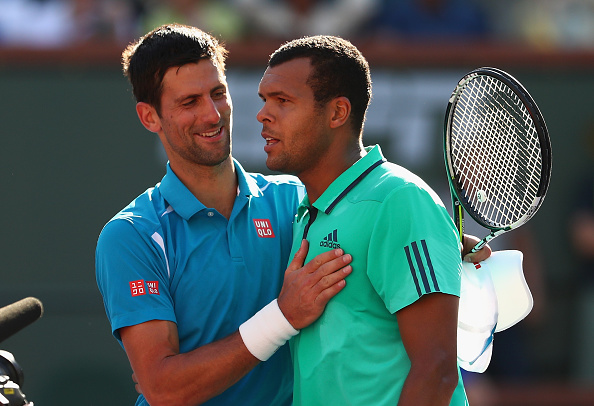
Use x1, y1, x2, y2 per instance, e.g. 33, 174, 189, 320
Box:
257, 35, 476, 405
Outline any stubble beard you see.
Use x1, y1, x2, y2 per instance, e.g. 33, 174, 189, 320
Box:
195, 132, 231, 167
189, 117, 233, 167
266, 147, 297, 175
170, 127, 232, 168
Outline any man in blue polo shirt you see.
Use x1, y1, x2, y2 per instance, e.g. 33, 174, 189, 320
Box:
95, 24, 353, 406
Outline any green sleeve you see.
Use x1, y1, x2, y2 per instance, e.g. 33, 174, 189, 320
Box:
367, 183, 463, 314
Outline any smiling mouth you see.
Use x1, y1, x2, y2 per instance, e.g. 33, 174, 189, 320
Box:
265, 137, 278, 145
199, 128, 222, 138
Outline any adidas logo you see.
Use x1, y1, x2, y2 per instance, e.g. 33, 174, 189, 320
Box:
320, 229, 340, 249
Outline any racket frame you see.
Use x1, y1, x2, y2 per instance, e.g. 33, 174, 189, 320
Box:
444, 67, 552, 252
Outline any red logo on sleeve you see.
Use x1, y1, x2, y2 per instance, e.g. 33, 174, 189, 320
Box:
146, 281, 160, 295
130, 280, 146, 297
253, 219, 275, 238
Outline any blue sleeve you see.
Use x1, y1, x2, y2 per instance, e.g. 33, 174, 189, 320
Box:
95, 218, 176, 342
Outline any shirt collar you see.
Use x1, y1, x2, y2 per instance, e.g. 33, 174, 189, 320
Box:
160, 158, 260, 220
296, 145, 386, 220
235, 159, 263, 198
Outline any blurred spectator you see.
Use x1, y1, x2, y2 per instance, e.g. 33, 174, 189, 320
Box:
365, 0, 490, 41
233, 0, 379, 41
139, 0, 246, 42
554, 0, 594, 49
70, 0, 140, 44
0, 0, 140, 48
486, 0, 594, 49
0, 0, 75, 47
569, 121, 594, 383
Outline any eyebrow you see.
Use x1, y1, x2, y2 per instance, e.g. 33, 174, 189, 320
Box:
175, 84, 227, 103
258, 90, 291, 100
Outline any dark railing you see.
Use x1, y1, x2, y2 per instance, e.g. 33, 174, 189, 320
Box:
2, 39, 594, 70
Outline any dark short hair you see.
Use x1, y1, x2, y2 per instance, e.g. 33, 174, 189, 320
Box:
122, 24, 228, 114
268, 35, 372, 134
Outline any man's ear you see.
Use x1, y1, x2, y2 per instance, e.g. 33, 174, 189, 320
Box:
136, 102, 161, 133
329, 96, 351, 129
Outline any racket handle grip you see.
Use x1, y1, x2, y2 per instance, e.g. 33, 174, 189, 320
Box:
471, 240, 488, 253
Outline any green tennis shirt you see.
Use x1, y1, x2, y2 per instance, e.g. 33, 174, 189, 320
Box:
289, 145, 468, 405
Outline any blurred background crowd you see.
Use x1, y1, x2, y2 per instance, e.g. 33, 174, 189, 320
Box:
1, 0, 594, 50
2, 1, 594, 406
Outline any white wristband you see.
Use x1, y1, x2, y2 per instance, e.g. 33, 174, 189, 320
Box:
239, 299, 299, 361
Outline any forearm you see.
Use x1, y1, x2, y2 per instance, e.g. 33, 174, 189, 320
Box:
397, 364, 458, 406
129, 299, 299, 405
124, 326, 260, 406
153, 332, 258, 405
396, 294, 460, 406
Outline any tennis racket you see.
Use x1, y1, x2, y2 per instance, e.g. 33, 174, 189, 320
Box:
444, 67, 552, 253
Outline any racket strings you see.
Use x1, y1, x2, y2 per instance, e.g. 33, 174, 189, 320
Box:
450, 75, 542, 228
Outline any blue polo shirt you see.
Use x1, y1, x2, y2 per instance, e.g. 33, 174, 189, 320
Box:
95, 159, 304, 406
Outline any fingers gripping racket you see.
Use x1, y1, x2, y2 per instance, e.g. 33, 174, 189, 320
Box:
444, 67, 552, 253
